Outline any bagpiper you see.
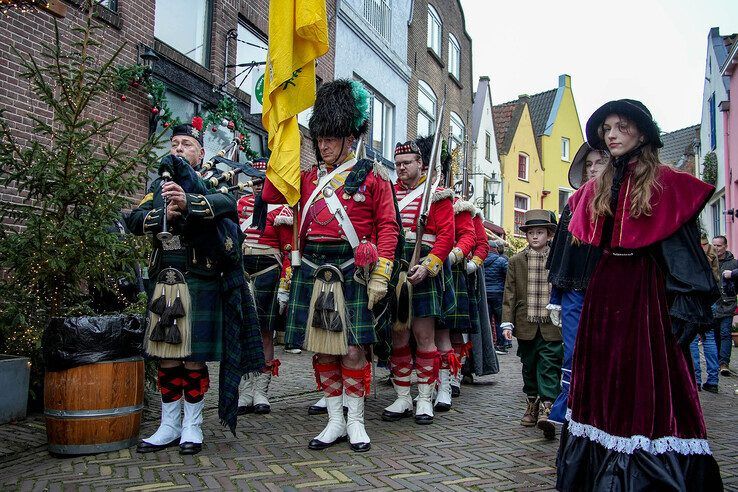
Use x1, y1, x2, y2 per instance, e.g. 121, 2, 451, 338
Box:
237, 158, 294, 415
262, 79, 399, 452
127, 119, 264, 455
382, 140, 456, 425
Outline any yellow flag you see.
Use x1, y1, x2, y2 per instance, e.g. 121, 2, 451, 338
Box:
262, 0, 329, 206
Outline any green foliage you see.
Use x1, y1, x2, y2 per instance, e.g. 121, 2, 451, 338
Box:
702, 151, 718, 186
504, 233, 528, 255
0, 8, 163, 376
202, 95, 258, 159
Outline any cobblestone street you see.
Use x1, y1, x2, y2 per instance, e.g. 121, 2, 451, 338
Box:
1, 344, 737, 491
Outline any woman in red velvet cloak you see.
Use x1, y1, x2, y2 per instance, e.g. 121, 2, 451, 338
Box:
556, 100, 723, 491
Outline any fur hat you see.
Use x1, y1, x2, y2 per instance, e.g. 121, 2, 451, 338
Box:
415, 135, 451, 175
586, 99, 663, 151
309, 79, 370, 140
519, 209, 557, 233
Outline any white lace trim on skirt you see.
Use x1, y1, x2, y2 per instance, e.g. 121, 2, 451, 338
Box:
565, 409, 712, 456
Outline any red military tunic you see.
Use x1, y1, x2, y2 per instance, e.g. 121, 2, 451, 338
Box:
237, 193, 293, 278
451, 198, 477, 258
262, 157, 399, 261
394, 178, 455, 269
470, 211, 490, 266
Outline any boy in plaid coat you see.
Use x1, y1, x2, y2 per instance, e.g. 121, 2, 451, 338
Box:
501, 209, 562, 440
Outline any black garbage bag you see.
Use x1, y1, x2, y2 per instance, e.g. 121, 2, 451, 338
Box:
42, 314, 145, 371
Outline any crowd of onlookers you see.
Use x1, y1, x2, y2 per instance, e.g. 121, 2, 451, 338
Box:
694, 235, 736, 392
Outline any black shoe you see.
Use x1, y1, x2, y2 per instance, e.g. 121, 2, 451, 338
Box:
237, 405, 254, 416
253, 404, 271, 414
434, 401, 451, 412
461, 374, 474, 385
450, 385, 461, 398
381, 408, 412, 421
702, 383, 719, 394
308, 434, 347, 450
414, 414, 433, 425
350, 441, 371, 452
179, 441, 202, 455
308, 404, 327, 415
720, 364, 731, 377
136, 438, 179, 454
495, 346, 508, 355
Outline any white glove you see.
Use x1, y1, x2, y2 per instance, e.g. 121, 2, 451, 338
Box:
448, 247, 463, 265
546, 303, 562, 328
465, 260, 478, 275
277, 288, 289, 314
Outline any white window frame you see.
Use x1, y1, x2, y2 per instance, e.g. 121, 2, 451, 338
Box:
448, 33, 460, 80
235, 23, 268, 99
561, 137, 570, 161
558, 187, 573, 216
485, 132, 492, 162
417, 80, 437, 137
427, 4, 442, 56
513, 194, 530, 237
364, 83, 395, 160
517, 152, 529, 181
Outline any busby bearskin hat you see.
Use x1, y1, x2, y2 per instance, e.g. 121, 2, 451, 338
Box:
415, 134, 451, 176
309, 79, 370, 140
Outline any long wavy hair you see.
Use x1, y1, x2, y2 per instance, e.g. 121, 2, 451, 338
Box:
589, 116, 662, 220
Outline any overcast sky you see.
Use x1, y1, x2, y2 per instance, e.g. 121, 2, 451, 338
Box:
460, 0, 738, 134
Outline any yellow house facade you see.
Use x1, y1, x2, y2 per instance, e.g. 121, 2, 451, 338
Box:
527, 75, 584, 215
492, 99, 544, 237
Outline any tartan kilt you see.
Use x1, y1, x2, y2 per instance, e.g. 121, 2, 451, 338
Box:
243, 254, 283, 333
285, 242, 376, 348
467, 270, 482, 334
144, 273, 223, 362
440, 262, 473, 334
401, 241, 447, 319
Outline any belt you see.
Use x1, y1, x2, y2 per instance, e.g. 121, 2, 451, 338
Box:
404, 231, 436, 243
242, 244, 281, 257
244, 263, 279, 282
306, 235, 345, 243
301, 257, 355, 271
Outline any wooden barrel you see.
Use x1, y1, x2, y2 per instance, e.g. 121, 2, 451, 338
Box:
44, 357, 144, 455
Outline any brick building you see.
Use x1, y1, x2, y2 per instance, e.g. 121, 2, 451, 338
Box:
0, 0, 336, 205
405, 0, 473, 191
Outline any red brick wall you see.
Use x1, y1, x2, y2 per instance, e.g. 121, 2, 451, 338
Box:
0, 0, 337, 208
406, 0, 473, 141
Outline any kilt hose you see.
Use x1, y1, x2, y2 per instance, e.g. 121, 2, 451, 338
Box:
285, 242, 377, 349
440, 262, 473, 334
243, 254, 284, 333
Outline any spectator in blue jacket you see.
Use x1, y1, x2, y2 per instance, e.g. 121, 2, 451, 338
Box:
484, 240, 509, 353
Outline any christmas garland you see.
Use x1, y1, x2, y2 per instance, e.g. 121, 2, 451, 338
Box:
114, 64, 258, 158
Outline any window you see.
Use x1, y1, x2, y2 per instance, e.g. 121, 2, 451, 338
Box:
483, 178, 495, 218
363, 0, 391, 41
417, 81, 436, 137
367, 86, 395, 159
561, 137, 570, 161
514, 194, 530, 236
712, 199, 723, 237
485, 132, 492, 161
448, 34, 460, 79
98, 0, 117, 10
709, 93, 717, 150
518, 153, 529, 181
235, 24, 268, 98
427, 4, 442, 56
558, 189, 572, 215
154, 0, 211, 66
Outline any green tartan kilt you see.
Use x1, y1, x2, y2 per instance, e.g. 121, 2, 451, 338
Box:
145, 272, 224, 362
440, 262, 473, 334
243, 254, 283, 333
401, 241, 449, 319
285, 242, 376, 348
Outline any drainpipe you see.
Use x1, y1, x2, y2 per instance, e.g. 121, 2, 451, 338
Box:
722, 105, 733, 245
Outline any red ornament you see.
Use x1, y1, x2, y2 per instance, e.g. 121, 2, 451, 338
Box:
151, 107, 159, 114
239, 145, 245, 151
192, 116, 204, 132
119, 95, 127, 102
227, 120, 235, 130
131, 80, 140, 88
211, 126, 218, 132
163, 122, 170, 128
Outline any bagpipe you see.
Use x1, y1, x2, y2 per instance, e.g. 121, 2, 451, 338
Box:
394, 93, 447, 332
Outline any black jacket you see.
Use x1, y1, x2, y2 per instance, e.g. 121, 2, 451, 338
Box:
546, 204, 602, 292
715, 251, 738, 317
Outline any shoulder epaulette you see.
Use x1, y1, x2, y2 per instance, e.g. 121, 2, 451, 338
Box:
274, 214, 293, 226
431, 188, 454, 203
372, 160, 390, 181
453, 199, 476, 215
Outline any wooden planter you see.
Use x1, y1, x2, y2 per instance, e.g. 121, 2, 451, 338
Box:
44, 357, 144, 455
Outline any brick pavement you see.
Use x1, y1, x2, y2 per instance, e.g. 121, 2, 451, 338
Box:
1, 344, 737, 491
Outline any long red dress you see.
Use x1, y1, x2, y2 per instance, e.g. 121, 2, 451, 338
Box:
556, 160, 723, 491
